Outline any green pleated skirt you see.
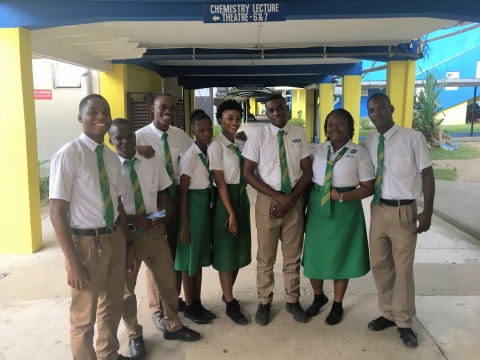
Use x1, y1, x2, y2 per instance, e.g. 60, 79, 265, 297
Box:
212, 184, 252, 272
174, 189, 212, 276
302, 185, 370, 280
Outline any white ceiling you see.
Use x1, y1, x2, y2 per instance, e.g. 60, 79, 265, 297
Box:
31, 17, 457, 72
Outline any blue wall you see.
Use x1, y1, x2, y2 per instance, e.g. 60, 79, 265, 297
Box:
361, 25, 480, 113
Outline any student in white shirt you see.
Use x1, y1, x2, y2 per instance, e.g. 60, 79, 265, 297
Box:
175, 110, 215, 324
208, 100, 252, 325
242, 94, 313, 326
135, 94, 193, 329
49, 94, 137, 360
302, 109, 374, 326
363, 93, 435, 348
108, 119, 201, 359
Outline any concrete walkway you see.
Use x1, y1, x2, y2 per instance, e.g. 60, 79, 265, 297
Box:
417, 180, 480, 241
1, 188, 480, 360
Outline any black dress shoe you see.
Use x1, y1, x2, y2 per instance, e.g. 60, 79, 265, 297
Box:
255, 303, 271, 326
325, 311, 343, 325
151, 312, 166, 333
163, 325, 201, 342
226, 299, 248, 325
117, 355, 133, 360
306, 294, 329, 317
128, 336, 146, 360
398, 327, 418, 348
178, 297, 186, 312
368, 316, 396, 331
184, 305, 209, 324
285, 302, 307, 323
194, 299, 216, 319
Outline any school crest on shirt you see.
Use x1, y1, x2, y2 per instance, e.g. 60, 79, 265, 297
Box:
346, 149, 357, 157
292, 139, 301, 143
292, 138, 302, 148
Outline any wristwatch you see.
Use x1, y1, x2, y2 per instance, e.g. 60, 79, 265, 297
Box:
339, 193, 344, 203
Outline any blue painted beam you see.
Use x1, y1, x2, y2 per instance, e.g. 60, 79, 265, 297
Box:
147, 63, 362, 78
2, 1, 480, 29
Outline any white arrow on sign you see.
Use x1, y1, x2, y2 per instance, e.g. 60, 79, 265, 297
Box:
213, 15, 220, 21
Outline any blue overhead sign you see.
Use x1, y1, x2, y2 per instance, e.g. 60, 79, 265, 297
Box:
203, 3, 286, 23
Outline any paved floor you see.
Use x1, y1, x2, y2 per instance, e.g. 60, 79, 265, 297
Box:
1, 188, 479, 360
1, 121, 479, 359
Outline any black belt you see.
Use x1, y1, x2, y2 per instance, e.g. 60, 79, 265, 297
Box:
71, 219, 119, 236
380, 199, 415, 207
128, 224, 141, 232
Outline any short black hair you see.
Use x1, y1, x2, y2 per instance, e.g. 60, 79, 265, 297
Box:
324, 108, 355, 140
153, 93, 175, 103
110, 118, 133, 132
190, 109, 212, 128
215, 99, 243, 119
79, 94, 108, 113
367, 93, 391, 106
265, 94, 286, 106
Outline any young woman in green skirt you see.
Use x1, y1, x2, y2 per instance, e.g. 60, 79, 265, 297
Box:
175, 110, 216, 324
302, 109, 375, 325
207, 100, 252, 325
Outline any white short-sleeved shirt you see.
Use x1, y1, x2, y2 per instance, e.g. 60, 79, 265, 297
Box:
242, 123, 311, 191
207, 133, 242, 184
136, 123, 194, 185
179, 143, 211, 190
118, 152, 172, 216
49, 133, 126, 229
312, 140, 375, 187
363, 124, 432, 200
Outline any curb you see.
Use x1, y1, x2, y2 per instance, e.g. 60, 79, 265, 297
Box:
417, 199, 480, 241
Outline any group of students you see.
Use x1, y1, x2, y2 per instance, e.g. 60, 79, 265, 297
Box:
50, 91, 434, 360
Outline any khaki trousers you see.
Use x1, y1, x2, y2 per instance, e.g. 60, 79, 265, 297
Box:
145, 196, 180, 314
369, 201, 418, 328
69, 228, 126, 360
122, 228, 182, 338
255, 192, 304, 304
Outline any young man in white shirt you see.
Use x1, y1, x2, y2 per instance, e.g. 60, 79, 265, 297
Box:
135, 94, 194, 331
242, 94, 313, 326
109, 119, 201, 359
363, 93, 435, 348
49, 94, 137, 360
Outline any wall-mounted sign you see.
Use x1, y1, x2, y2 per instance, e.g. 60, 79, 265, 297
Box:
236, 84, 265, 91
203, 3, 286, 23
34, 89, 52, 100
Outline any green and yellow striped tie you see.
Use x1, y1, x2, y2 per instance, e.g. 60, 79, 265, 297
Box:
320, 146, 349, 216
162, 133, 177, 199
228, 143, 248, 208
277, 130, 292, 195
95, 145, 115, 226
374, 134, 385, 204
125, 159, 146, 235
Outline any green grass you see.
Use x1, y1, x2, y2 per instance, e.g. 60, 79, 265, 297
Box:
429, 142, 480, 160
442, 124, 480, 133
433, 168, 457, 181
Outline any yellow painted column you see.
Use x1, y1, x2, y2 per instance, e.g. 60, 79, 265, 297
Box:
0, 28, 42, 253
343, 75, 362, 144
319, 83, 334, 143
183, 88, 194, 137
99, 64, 128, 119
386, 60, 416, 128
304, 89, 315, 142
249, 97, 256, 115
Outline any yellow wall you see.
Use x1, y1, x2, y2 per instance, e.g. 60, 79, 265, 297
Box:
0, 28, 42, 253
99, 63, 128, 120
291, 89, 306, 119
319, 83, 334, 143
257, 102, 264, 114
343, 75, 361, 144
126, 65, 163, 93
442, 101, 467, 125
386, 60, 416, 128
249, 97, 256, 115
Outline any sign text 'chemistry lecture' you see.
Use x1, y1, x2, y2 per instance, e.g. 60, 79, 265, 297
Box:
203, 3, 287, 23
